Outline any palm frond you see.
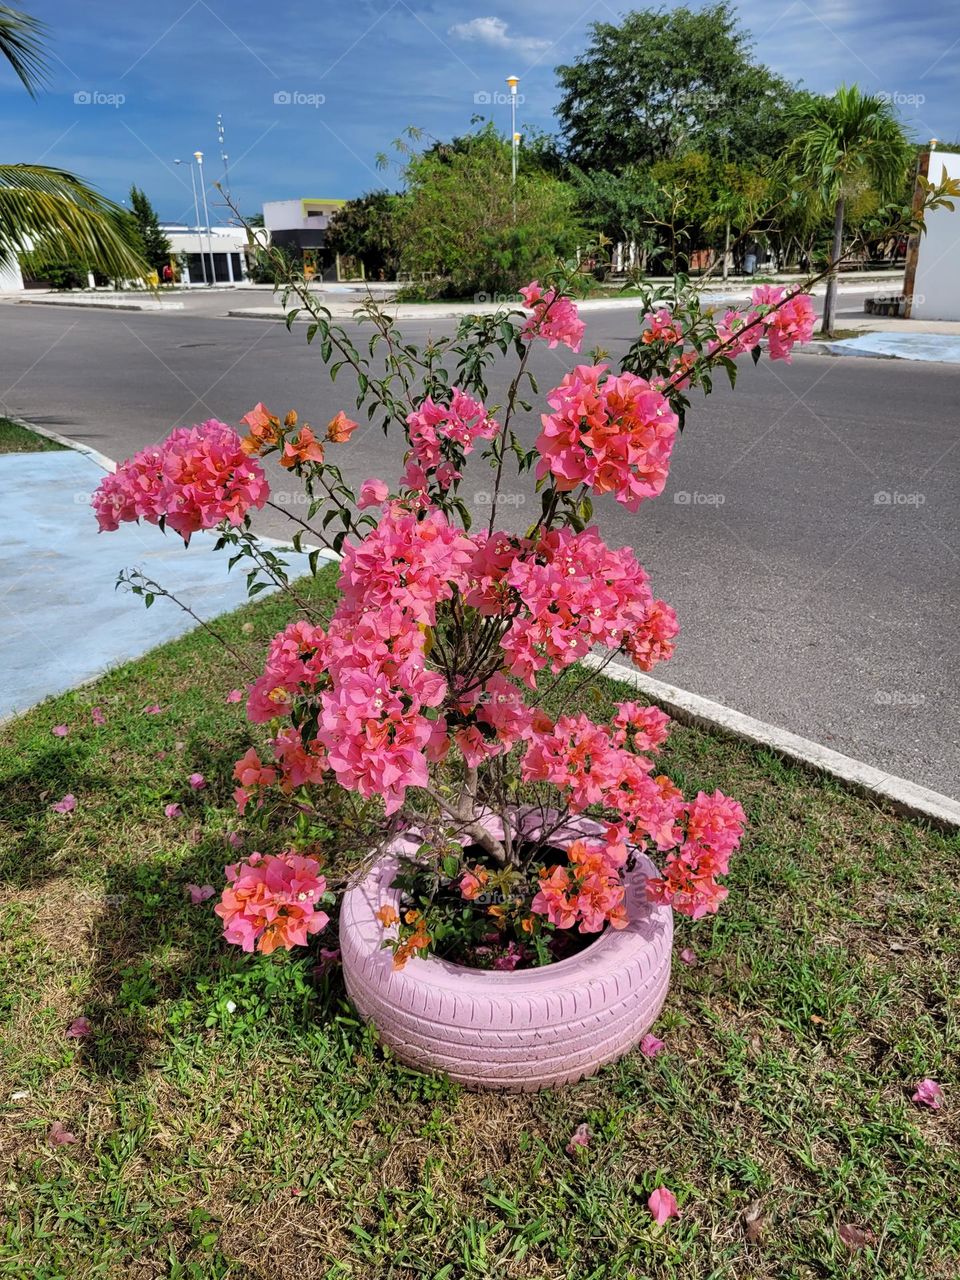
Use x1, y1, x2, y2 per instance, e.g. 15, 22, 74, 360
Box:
0, 4, 47, 97
0, 164, 148, 280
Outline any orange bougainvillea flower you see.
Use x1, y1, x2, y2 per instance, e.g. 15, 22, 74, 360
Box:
326, 411, 359, 444
375, 904, 399, 928
239, 402, 280, 455
280, 425, 325, 469
392, 926, 431, 969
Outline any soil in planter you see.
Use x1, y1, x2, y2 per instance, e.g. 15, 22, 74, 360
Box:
390, 840, 637, 972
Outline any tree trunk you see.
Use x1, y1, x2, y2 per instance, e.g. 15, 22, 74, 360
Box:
821, 196, 845, 335
722, 218, 730, 281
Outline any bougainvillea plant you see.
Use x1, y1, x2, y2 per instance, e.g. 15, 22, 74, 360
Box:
93, 265, 820, 970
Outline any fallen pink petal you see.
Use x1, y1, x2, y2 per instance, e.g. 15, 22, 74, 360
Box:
911, 1078, 944, 1109
188, 772, 206, 790
226, 832, 243, 849
565, 1123, 592, 1154
51, 794, 76, 814
647, 1186, 679, 1225
226, 689, 244, 703
640, 1033, 665, 1058
65, 1017, 91, 1039
164, 803, 182, 819
314, 947, 342, 975
143, 704, 162, 715
52, 724, 69, 737
91, 706, 106, 726
186, 883, 216, 904
48, 1121, 77, 1147
679, 947, 698, 966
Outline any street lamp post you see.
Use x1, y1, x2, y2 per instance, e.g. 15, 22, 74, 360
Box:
174, 158, 206, 285
506, 75, 519, 220
194, 150, 216, 285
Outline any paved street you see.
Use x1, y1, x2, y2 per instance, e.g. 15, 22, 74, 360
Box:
2, 301, 958, 797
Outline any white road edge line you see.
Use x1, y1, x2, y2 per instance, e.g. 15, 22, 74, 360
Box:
583, 655, 960, 831
12, 417, 958, 829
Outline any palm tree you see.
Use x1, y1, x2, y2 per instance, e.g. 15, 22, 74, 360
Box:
0, 4, 147, 283
788, 85, 910, 334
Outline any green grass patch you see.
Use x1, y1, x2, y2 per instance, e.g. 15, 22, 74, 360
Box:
0, 416, 68, 454
1, 568, 957, 1278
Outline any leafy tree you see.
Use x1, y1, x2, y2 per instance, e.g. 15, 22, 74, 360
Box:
128, 185, 171, 274
0, 5, 147, 281
325, 191, 402, 280
394, 125, 584, 298
556, 3, 798, 171
787, 85, 911, 331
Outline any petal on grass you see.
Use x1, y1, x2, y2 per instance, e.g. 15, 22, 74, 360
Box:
647, 1186, 679, 1225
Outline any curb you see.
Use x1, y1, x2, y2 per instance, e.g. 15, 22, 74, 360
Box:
583, 655, 960, 831
6, 414, 117, 472
13, 418, 958, 830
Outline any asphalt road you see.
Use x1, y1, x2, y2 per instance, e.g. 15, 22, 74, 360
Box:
2, 300, 958, 798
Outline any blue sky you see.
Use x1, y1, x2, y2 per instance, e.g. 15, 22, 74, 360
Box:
2, 0, 958, 224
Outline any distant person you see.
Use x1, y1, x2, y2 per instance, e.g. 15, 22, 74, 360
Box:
162, 263, 173, 284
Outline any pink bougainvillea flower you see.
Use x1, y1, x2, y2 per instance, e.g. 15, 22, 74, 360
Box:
52, 724, 69, 737
65, 1017, 91, 1039
225, 689, 244, 703
215, 850, 329, 954
912, 1078, 944, 1109
640, 1033, 666, 1058
51, 794, 76, 814
519, 281, 585, 352
315, 946, 342, 974
164, 803, 182, 819
679, 947, 698, 966
48, 1121, 77, 1146
92, 419, 269, 543
188, 772, 206, 790
91, 706, 106, 726
357, 477, 389, 509
186, 883, 216, 904
565, 1123, 592, 1154
143, 704, 162, 715
647, 1186, 680, 1225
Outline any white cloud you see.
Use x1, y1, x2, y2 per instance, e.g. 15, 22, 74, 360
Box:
447, 16, 549, 53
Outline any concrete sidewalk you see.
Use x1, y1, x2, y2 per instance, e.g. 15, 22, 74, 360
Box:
0, 449, 311, 721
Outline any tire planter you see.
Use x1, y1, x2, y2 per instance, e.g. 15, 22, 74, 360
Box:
340, 819, 673, 1091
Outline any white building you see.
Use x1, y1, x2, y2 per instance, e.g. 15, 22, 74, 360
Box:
160, 224, 251, 285
904, 149, 960, 322
262, 197, 346, 279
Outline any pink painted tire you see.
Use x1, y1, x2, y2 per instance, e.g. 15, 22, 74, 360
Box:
340, 824, 673, 1091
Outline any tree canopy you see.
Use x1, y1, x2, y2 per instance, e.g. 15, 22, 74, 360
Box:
555, 3, 800, 171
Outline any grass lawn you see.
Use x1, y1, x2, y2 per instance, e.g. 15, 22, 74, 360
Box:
0, 417, 68, 454
1, 567, 957, 1279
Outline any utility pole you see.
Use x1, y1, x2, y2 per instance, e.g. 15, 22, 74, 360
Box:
217, 113, 231, 199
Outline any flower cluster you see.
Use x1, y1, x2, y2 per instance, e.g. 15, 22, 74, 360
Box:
642, 308, 683, 346
519, 281, 585, 352
215, 850, 329, 953
405, 389, 499, 491
536, 364, 679, 511
709, 286, 815, 364
92, 420, 269, 543
531, 836, 629, 933
646, 790, 746, 918
494, 526, 670, 685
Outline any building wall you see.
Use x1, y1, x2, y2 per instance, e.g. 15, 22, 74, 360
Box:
0, 255, 24, 292
911, 151, 960, 321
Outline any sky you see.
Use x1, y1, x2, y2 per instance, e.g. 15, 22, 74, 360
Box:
2, 0, 958, 225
